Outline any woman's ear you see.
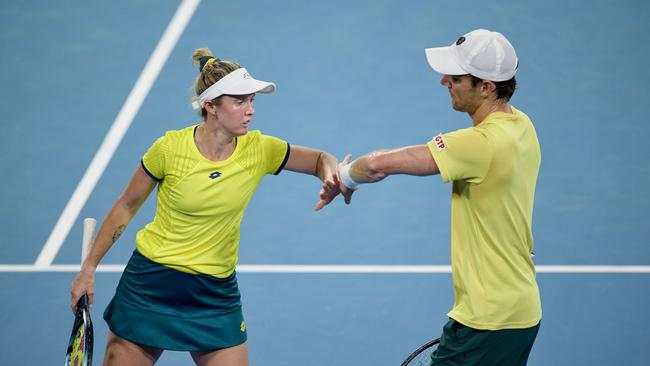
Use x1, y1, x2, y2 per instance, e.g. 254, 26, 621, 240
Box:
203, 99, 218, 117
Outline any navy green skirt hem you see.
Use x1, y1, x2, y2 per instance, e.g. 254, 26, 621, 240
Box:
104, 302, 247, 352
103, 249, 247, 351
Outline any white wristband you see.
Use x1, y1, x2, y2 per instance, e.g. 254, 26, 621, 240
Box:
339, 162, 359, 189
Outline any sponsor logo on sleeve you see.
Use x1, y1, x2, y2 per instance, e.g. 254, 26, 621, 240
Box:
433, 133, 446, 151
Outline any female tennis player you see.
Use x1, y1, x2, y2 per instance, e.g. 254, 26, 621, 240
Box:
70, 48, 343, 366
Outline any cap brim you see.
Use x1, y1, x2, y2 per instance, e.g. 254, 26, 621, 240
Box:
424, 46, 467, 75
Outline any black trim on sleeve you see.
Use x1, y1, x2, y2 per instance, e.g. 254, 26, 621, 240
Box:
273, 143, 291, 175
140, 160, 162, 182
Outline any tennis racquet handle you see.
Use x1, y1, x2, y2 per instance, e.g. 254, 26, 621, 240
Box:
81, 218, 97, 263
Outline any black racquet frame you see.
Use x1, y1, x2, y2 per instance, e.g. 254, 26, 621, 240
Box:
65, 294, 94, 366
400, 338, 440, 366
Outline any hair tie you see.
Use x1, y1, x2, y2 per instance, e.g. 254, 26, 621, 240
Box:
199, 56, 220, 72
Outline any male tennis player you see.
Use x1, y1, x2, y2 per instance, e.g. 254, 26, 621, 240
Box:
335, 29, 542, 365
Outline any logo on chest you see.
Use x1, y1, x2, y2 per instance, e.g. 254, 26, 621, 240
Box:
208, 171, 222, 179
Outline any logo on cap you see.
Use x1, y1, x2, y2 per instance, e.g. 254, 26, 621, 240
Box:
243, 73, 251, 79
455, 36, 466, 46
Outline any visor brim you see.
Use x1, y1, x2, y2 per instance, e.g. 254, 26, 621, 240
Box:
222, 78, 275, 96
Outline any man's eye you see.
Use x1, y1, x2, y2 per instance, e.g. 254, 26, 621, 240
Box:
451, 76, 462, 83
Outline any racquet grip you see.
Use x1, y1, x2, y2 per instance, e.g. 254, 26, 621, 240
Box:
81, 218, 97, 263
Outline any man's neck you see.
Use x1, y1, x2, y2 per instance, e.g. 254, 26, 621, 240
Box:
469, 100, 512, 126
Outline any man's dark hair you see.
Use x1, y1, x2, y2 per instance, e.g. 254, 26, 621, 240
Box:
469, 75, 517, 101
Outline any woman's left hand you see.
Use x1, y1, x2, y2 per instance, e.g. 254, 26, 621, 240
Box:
314, 172, 342, 211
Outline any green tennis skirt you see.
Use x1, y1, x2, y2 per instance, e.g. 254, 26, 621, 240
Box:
103, 249, 247, 351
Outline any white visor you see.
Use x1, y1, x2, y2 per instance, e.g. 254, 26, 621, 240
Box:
192, 68, 276, 110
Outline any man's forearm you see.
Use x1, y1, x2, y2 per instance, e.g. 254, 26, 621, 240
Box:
341, 151, 390, 188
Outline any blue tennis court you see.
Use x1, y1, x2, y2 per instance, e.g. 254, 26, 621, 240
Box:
1, 0, 649, 365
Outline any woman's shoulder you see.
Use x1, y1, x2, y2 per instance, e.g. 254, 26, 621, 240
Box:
238, 129, 264, 145
242, 129, 285, 142
239, 130, 287, 149
156, 124, 199, 143
243, 129, 262, 139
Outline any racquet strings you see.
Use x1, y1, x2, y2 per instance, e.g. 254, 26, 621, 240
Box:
65, 294, 93, 366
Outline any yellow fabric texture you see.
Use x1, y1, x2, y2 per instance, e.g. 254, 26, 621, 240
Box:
427, 106, 542, 330
138, 125, 288, 278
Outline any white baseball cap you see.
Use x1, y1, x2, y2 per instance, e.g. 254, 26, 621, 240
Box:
424, 29, 518, 82
192, 68, 275, 110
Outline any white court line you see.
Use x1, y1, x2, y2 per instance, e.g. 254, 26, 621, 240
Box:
2, 264, 650, 273
34, 0, 201, 267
